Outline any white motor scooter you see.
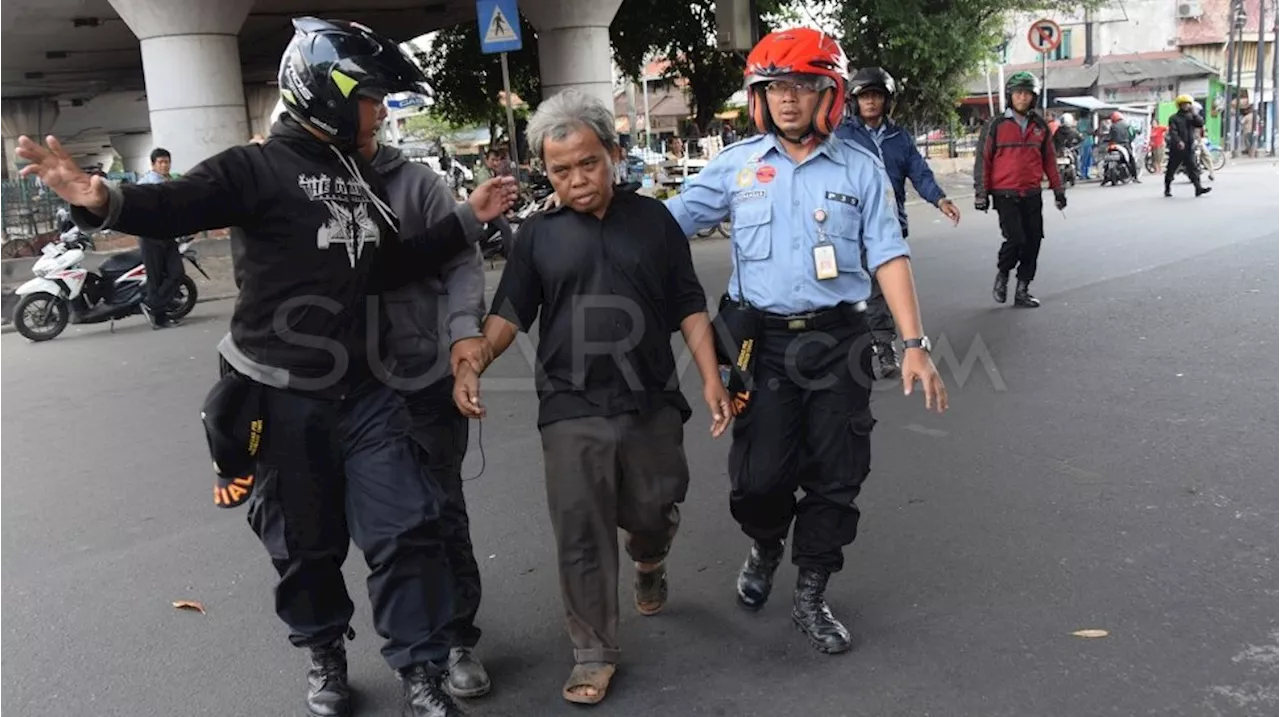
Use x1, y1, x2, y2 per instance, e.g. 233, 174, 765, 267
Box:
10, 233, 203, 342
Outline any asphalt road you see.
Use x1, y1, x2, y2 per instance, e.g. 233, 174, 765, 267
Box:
3, 162, 1277, 717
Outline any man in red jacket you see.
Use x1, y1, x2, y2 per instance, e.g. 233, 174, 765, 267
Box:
973, 72, 1066, 308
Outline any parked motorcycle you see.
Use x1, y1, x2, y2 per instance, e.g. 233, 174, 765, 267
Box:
11, 235, 203, 341
479, 179, 556, 262
1056, 145, 1079, 188
1100, 143, 1134, 186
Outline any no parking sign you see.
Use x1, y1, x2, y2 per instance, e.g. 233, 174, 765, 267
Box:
1027, 19, 1063, 54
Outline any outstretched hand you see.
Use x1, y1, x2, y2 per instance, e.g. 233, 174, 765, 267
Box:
468, 176, 519, 223
16, 136, 109, 215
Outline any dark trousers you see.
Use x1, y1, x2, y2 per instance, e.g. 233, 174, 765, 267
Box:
728, 319, 875, 573
245, 380, 455, 671
865, 279, 895, 343
993, 193, 1045, 283
1164, 148, 1203, 190
405, 379, 482, 649
139, 237, 183, 317
540, 406, 691, 664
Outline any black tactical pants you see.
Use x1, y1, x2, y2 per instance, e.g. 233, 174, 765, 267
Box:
994, 193, 1045, 282
246, 380, 455, 672
404, 379, 483, 650
727, 316, 875, 572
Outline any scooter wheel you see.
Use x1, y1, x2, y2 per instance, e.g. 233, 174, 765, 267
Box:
12, 292, 69, 341
168, 275, 199, 320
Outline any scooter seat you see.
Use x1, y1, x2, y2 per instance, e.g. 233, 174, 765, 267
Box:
99, 250, 143, 279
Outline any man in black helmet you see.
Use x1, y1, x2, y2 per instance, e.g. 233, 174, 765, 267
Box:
835, 66, 960, 378
17, 17, 516, 717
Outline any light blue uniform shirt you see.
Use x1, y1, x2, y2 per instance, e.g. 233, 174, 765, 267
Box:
137, 170, 167, 185
665, 132, 909, 315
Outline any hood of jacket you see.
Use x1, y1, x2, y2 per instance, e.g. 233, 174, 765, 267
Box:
372, 143, 409, 174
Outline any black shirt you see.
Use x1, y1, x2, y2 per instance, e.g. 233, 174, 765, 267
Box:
491, 188, 708, 428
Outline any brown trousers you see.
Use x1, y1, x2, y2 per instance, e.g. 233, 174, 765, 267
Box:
539, 405, 691, 664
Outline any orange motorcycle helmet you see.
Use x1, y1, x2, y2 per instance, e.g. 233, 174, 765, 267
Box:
744, 27, 848, 139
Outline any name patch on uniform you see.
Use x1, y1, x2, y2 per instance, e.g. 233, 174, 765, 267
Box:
733, 190, 767, 202
824, 191, 860, 207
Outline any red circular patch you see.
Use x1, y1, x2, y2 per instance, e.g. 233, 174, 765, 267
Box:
755, 165, 777, 183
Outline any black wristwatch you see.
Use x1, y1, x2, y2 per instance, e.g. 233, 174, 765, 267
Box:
903, 337, 932, 353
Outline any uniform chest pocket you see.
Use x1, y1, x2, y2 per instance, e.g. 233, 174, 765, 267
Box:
730, 200, 772, 261
820, 195, 864, 273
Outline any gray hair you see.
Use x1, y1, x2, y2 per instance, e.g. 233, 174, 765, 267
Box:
525, 88, 618, 161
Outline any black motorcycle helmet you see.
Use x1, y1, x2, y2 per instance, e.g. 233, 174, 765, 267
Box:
277, 17, 431, 150
848, 66, 897, 116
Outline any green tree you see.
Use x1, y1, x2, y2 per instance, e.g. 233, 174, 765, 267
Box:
416, 15, 542, 138
831, 0, 1099, 126
401, 112, 464, 142
611, 0, 792, 133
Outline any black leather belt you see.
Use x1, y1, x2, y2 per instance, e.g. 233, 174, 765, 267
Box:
761, 301, 867, 332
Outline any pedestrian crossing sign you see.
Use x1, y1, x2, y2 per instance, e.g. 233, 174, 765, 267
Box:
477, 0, 523, 54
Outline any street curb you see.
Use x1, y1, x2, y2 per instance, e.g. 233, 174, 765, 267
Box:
1, 291, 240, 336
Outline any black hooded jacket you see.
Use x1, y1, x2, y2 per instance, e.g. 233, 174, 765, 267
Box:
74, 116, 482, 395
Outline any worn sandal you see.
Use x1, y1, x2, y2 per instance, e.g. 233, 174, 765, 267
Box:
562, 662, 616, 705
635, 562, 668, 616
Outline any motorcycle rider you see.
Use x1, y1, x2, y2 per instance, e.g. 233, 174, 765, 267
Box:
666, 27, 948, 656
973, 71, 1065, 309
1165, 95, 1212, 198
1105, 111, 1141, 183
1053, 112, 1083, 153
17, 17, 517, 717
835, 66, 960, 379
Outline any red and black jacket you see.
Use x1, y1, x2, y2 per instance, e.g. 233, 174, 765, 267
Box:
973, 111, 1063, 196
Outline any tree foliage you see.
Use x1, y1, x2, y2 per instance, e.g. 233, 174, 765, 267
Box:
401, 112, 465, 142
415, 16, 542, 134
611, 0, 791, 133
831, 0, 1101, 127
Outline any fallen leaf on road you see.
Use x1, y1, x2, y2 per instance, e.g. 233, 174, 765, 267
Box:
1071, 629, 1108, 638
172, 600, 207, 615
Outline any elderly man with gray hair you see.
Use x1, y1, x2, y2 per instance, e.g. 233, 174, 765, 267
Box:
451, 89, 732, 705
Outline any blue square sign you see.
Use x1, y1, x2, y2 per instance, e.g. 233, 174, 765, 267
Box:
477, 0, 522, 54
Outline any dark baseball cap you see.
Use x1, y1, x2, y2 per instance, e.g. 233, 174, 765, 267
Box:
200, 371, 264, 509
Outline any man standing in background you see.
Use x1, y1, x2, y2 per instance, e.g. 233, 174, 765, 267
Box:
136, 148, 184, 329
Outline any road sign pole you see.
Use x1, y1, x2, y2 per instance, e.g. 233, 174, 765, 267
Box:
500, 51, 521, 182
1042, 52, 1048, 112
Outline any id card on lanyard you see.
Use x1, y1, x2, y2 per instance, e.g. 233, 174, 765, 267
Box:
813, 208, 838, 280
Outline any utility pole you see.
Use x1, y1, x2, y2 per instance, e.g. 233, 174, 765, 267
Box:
1224, 0, 1239, 150
1233, 1, 1249, 152
1272, 0, 1279, 155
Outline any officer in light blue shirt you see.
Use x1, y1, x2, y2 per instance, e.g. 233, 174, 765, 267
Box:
663, 27, 947, 658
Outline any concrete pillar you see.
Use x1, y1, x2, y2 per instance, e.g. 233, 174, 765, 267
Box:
107, 0, 253, 172
110, 133, 155, 176
1, 98, 60, 178
244, 84, 281, 138
522, 0, 623, 111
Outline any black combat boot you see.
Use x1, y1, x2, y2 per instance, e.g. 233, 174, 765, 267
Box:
306, 638, 351, 717
1195, 186, 1212, 197
445, 647, 491, 698
400, 663, 465, 717
1013, 280, 1040, 308
791, 568, 852, 654
993, 271, 1009, 304
736, 539, 784, 610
